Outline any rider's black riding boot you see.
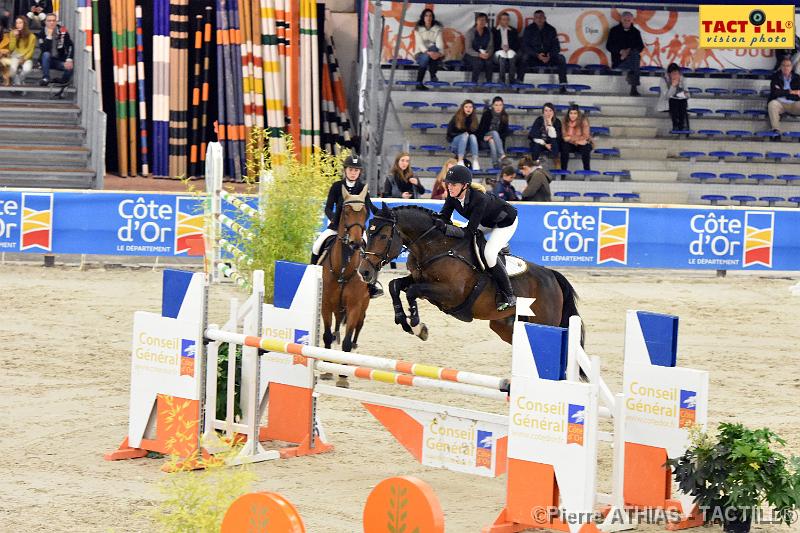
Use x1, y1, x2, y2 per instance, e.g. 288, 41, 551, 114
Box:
309, 252, 319, 265
489, 262, 516, 311
368, 280, 384, 298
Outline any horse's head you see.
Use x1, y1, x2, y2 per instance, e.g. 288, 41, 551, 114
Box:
340, 185, 368, 249
358, 203, 402, 283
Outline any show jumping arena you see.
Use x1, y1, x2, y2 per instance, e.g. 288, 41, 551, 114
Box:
1, 264, 799, 532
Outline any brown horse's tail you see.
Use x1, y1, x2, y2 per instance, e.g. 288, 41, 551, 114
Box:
551, 269, 584, 346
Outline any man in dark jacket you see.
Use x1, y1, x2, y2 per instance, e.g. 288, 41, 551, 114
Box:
767, 57, 800, 134
38, 13, 73, 85
463, 12, 493, 84
518, 157, 552, 202
519, 10, 567, 90
606, 11, 644, 96
492, 12, 519, 85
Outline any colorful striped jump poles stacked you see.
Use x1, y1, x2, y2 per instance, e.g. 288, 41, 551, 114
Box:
135, 5, 149, 176
168, 0, 189, 179
151, 0, 170, 177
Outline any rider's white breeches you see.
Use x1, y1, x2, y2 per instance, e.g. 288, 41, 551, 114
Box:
481, 217, 518, 268
312, 228, 337, 254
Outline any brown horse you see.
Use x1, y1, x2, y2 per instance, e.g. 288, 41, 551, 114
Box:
357, 204, 580, 344
317, 186, 372, 359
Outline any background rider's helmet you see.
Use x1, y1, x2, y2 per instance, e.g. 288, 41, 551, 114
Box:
444, 164, 473, 185
344, 154, 363, 170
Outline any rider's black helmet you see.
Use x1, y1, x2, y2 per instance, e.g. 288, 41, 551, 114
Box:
444, 164, 473, 185
344, 154, 363, 170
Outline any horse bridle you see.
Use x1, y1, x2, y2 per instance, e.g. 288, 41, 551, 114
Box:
361, 213, 399, 269
340, 199, 367, 250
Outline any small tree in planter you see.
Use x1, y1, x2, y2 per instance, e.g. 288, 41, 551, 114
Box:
667, 423, 800, 533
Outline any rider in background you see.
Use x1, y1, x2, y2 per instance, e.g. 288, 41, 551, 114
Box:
311, 154, 383, 298
435, 165, 518, 311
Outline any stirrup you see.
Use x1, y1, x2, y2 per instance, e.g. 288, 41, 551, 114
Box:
368, 281, 384, 299
496, 294, 516, 312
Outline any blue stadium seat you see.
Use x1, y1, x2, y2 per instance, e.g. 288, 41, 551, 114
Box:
453, 81, 478, 89
554, 104, 570, 113
431, 102, 457, 111
688, 108, 713, 116
481, 82, 505, 90
504, 104, 517, 110
511, 83, 536, 90
778, 174, 800, 184
440, 123, 449, 129
705, 88, 729, 96
444, 60, 464, 70
474, 102, 486, 109
723, 68, 745, 75
709, 151, 735, 160
730, 195, 756, 205
565, 63, 583, 72
679, 151, 705, 160
585, 64, 610, 72
648, 86, 661, 94
716, 109, 741, 118
670, 129, 693, 135
788, 196, 800, 207
411, 166, 424, 173
701, 194, 726, 205
565, 84, 592, 93
594, 148, 620, 157
554, 191, 581, 201
733, 88, 757, 96
390, 58, 414, 66
759, 89, 771, 98
694, 68, 719, 75
748, 69, 772, 76
411, 123, 437, 133
584, 192, 609, 201
603, 171, 630, 180
403, 101, 430, 110
590, 126, 610, 136
550, 169, 571, 179
508, 124, 524, 132
726, 130, 752, 138
743, 109, 767, 118
419, 144, 445, 154
612, 192, 640, 202
738, 151, 762, 160
517, 104, 540, 111
426, 166, 443, 174
575, 170, 601, 180
426, 81, 451, 88
766, 152, 791, 162
679, 67, 692, 74
748, 173, 774, 184
756, 130, 780, 140
759, 196, 784, 207
538, 83, 563, 92
687, 87, 702, 95
720, 172, 746, 183
507, 147, 528, 155
690, 172, 716, 181
640, 66, 663, 74
579, 105, 600, 114
698, 129, 723, 137
783, 132, 800, 140
396, 80, 419, 87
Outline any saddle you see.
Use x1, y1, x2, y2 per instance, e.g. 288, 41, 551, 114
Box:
471, 231, 527, 277
315, 235, 337, 265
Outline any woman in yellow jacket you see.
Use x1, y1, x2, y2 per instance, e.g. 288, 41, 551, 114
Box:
9, 17, 36, 85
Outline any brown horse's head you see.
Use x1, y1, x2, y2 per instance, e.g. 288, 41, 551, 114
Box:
340, 185, 369, 251
358, 203, 404, 283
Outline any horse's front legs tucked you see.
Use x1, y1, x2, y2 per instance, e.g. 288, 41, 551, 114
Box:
388, 276, 414, 334
404, 282, 448, 342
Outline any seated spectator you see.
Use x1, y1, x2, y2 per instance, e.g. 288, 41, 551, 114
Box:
0, 28, 10, 86
528, 102, 561, 165
518, 156, 552, 202
560, 104, 593, 171
657, 62, 690, 132
493, 166, 520, 201
26, 0, 51, 28
606, 11, 644, 96
519, 10, 567, 91
446, 99, 481, 169
463, 12, 493, 84
382, 152, 425, 199
477, 96, 510, 168
38, 13, 73, 85
492, 12, 518, 85
768, 56, 800, 135
413, 8, 443, 91
9, 16, 35, 86
431, 157, 457, 200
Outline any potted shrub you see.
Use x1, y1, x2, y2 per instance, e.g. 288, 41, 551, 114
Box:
668, 423, 800, 533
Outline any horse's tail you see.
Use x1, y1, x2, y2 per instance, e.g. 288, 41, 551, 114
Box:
552, 269, 584, 346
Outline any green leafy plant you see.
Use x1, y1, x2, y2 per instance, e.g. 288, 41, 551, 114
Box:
151, 441, 257, 533
668, 422, 800, 531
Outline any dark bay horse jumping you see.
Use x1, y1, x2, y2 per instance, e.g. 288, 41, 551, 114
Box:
316, 186, 372, 366
357, 204, 580, 344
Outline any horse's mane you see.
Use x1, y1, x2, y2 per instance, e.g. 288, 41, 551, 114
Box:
393, 204, 438, 217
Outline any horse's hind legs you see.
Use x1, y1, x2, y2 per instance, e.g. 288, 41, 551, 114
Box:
389, 276, 413, 334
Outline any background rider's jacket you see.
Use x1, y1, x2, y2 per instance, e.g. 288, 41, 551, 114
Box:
324, 179, 374, 229
440, 187, 517, 234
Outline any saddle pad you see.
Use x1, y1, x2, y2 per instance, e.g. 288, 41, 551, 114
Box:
506, 256, 527, 277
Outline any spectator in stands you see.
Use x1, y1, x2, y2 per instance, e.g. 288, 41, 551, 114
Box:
431, 158, 457, 200
38, 13, 73, 85
518, 156, 552, 202
382, 152, 425, 199
519, 10, 567, 92
413, 8, 443, 91
463, 12, 493, 84
9, 16, 35, 86
657, 62, 690, 132
606, 11, 644, 96
560, 104, 593, 171
492, 12, 518, 85
447, 99, 481, 170
0, 28, 10, 86
528, 103, 561, 165
477, 96, 510, 169
26, 0, 51, 28
493, 166, 520, 200
767, 57, 800, 135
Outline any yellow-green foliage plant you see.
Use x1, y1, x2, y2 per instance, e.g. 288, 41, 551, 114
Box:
150, 443, 257, 533
233, 128, 343, 302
